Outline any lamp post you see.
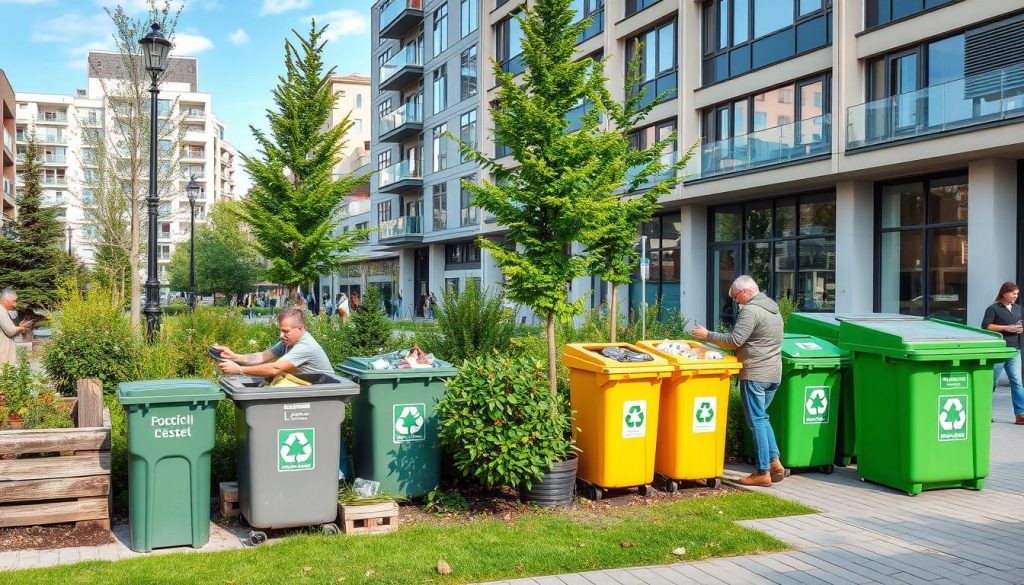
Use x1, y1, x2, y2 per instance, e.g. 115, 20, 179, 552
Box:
138, 23, 171, 343
186, 176, 200, 310
66, 223, 72, 255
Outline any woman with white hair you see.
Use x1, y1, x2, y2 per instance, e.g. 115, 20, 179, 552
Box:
0, 288, 33, 365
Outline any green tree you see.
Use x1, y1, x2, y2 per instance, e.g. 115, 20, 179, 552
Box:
349, 285, 392, 355
236, 21, 369, 302
0, 139, 72, 320
167, 201, 260, 299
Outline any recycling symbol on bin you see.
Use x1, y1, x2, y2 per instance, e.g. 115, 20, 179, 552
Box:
939, 398, 967, 431
805, 388, 828, 416
695, 401, 715, 423
625, 405, 645, 428
280, 431, 313, 464
394, 405, 425, 436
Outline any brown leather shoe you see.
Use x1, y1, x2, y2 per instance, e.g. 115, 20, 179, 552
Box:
1015, 414, 1024, 425
737, 472, 772, 487
770, 459, 787, 483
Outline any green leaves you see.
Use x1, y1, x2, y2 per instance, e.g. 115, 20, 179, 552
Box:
419, 279, 518, 365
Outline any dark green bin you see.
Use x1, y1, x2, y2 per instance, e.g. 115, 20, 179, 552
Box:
338, 357, 458, 498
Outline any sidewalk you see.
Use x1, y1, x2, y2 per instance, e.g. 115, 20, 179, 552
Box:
484, 388, 1024, 585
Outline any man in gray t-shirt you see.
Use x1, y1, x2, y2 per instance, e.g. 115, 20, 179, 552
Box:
217, 307, 333, 376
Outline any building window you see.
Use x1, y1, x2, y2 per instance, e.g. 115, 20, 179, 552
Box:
378, 200, 393, 224
355, 93, 363, 108
702, 0, 832, 85
378, 98, 393, 119
445, 241, 481, 268
378, 150, 392, 170
460, 0, 478, 37
573, 0, 605, 43
877, 174, 968, 323
626, 20, 677, 109
433, 123, 448, 172
866, 0, 954, 29
459, 110, 477, 162
625, 214, 680, 320
460, 174, 478, 226
355, 221, 369, 231
626, 0, 660, 18
496, 13, 525, 75
433, 3, 449, 57
709, 192, 836, 326
433, 65, 448, 114
433, 183, 448, 231
460, 46, 478, 100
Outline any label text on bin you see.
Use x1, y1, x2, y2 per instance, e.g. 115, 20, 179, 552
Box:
150, 414, 193, 438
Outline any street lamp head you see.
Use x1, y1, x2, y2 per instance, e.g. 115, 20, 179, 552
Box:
186, 175, 200, 204
138, 23, 172, 74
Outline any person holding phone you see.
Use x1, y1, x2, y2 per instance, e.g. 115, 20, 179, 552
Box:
0, 288, 33, 365
982, 282, 1024, 425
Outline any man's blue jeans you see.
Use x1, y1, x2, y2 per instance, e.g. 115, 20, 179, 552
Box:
993, 349, 1024, 416
740, 379, 781, 474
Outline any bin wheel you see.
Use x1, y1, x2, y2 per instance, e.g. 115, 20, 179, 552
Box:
591, 485, 604, 501
707, 478, 722, 490
663, 479, 678, 494
248, 531, 267, 546
320, 523, 339, 536
577, 480, 603, 501
638, 484, 653, 497
821, 464, 835, 475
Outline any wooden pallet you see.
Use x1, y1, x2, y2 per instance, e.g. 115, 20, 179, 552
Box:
219, 481, 239, 519
338, 502, 399, 535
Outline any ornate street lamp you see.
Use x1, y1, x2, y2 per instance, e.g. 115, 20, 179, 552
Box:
138, 23, 171, 342
186, 176, 200, 310
66, 223, 72, 255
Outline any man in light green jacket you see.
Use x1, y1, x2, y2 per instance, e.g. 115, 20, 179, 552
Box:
694, 275, 785, 487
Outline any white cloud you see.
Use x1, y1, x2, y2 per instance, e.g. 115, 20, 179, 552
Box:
172, 32, 214, 55
228, 28, 249, 45
260, 0, 309, 16
310, 9, 367, 41
31, 13, 109, 43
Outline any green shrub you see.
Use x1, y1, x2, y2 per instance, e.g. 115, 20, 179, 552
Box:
420, 279, 517, 365
436, 355, 574, 490
211, 399, 237, 486
349, 285, 392, 356
305, 314, 354, 365
724, 379, 746, 460
0, 352, 73, 430
43, 283, 141, 395
777, 294, 799, 325
104, 393, 129, 513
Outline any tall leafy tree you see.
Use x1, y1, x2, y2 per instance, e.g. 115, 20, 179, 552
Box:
453, 0, 683, 394
167, 201, 260, 299
237, 21, 369, 302
0, 139, 72, 320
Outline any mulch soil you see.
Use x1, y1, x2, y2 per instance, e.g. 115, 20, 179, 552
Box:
0, 523, 115, 552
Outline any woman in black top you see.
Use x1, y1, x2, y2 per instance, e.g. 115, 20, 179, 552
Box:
981, 282, 1024, 425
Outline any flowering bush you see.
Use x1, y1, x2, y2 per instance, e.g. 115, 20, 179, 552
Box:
0, 352, 73, 430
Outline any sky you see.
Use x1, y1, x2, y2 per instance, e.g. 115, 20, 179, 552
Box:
0, 0, 373, 193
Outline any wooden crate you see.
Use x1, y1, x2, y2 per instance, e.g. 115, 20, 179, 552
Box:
338, 502, 399, 535
219, 481, 239, 519
0, 379, 112, 530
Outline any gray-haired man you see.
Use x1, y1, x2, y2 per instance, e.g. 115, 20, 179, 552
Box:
216, 307, 332, 377
0, 288, 33, 366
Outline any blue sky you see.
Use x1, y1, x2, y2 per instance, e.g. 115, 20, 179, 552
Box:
0, 0, 373, 192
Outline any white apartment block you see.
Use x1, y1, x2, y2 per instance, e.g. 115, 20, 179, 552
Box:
14, 51, 237, 284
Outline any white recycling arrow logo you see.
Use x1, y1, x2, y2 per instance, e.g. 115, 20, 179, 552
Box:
805, 388, 828, 416
280, 431, 313, 464
939, 398, 967, 431
394, 405, 425, 436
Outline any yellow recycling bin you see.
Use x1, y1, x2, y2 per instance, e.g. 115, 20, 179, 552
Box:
562, 343, 673, 500
637, 340, 742, 491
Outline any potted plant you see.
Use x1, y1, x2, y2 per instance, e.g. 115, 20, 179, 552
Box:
436, 355, 577, 507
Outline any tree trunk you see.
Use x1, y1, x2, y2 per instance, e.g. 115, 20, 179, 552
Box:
546, 309, 557, 399
609, 284, 617, 343
129, 179, 141, 328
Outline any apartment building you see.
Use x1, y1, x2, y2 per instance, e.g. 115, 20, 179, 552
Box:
370, 0, 1024, 326
1, 70, 16, 231
14, 51, 238, 283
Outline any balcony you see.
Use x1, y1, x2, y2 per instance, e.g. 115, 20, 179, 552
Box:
379, 45, 423, 92
37, 134, 67, 145
2, 177, 12, 198
184, 109, 206, 119
623, 150, 680, 191
695, 113, 831, 180
36, 112, 68, 124
43, 154, 67, 165
378, 215, 424, 245
379, 0, 423, 39
847, 63, 1024, 150
182, 149, 206, 161
40, 176, 68, 187
378, 159, 422, 193
379, 101, 423, 143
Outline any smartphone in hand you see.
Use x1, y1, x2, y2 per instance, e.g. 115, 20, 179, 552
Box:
208, 347, 225, 362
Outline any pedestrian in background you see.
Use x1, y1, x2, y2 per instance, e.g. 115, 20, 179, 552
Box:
981, 281, 1024, 425
0, 289, 33, 366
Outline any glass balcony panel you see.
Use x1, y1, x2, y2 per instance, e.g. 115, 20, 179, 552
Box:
378, 159, 423, 188
699, 113, 831, 178
379, 215, 423, 239
379, 100, 423, 135
380, 44, 423, 84
380, 0, 424, 31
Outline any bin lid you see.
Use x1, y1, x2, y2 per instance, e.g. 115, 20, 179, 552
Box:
337, 356, 458, 380
219, 372, 360, 401
782, 335, 848, 370
838, 317, 1017, 360
118, 379, 225, 405
785, 312, 909, 342
635, 340, 742, 373
561, 343, 673, 375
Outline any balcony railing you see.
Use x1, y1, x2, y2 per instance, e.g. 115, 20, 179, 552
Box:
379, 215, 423, 240
380, 45, 422, 85
184, 110, 206, 119
847, 63, 1024, 150
37, 112, 68, 123
698, 113, 831, 179
624, 150, 680, 189
44, 154, 67, 164
378, 159, 422, 189
38, 134, 67, 145
40, 176, 68, 186
380, 0, 423, 38
183, 150, 206, 160
379, 100, 423, 135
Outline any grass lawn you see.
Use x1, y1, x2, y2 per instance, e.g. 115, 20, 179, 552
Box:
6, 492, 812, 585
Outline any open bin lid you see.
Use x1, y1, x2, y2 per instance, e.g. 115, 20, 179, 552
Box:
561, 343, 673, 376
838, 317, 1017, 361
635, 340, 742, 373
337, 356, 458, 381
118, 379, 225, 406
219, 372, 359, 401
782, 334, 848, 369
786, 312, 907, 342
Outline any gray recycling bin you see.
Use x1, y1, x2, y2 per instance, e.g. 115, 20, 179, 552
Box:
220, 372, 359, 544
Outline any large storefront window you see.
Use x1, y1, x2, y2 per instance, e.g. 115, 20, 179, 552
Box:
709, 192, 835, 326
877, 174, 968, 322
626, 214, 681, 320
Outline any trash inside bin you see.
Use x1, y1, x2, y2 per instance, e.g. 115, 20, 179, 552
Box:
118, 379, 224, 552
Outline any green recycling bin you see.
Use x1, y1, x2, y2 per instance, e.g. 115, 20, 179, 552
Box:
338, 357, 458, 498
117, 379, 224, 552
743, 334, 847, 473
839, 317, 1016, 495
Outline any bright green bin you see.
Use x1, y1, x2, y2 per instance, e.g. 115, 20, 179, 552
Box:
743, 334, 847, 473
337, 357, 458, 498
838, 317, 1016, 495
117, 379, 224, 552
